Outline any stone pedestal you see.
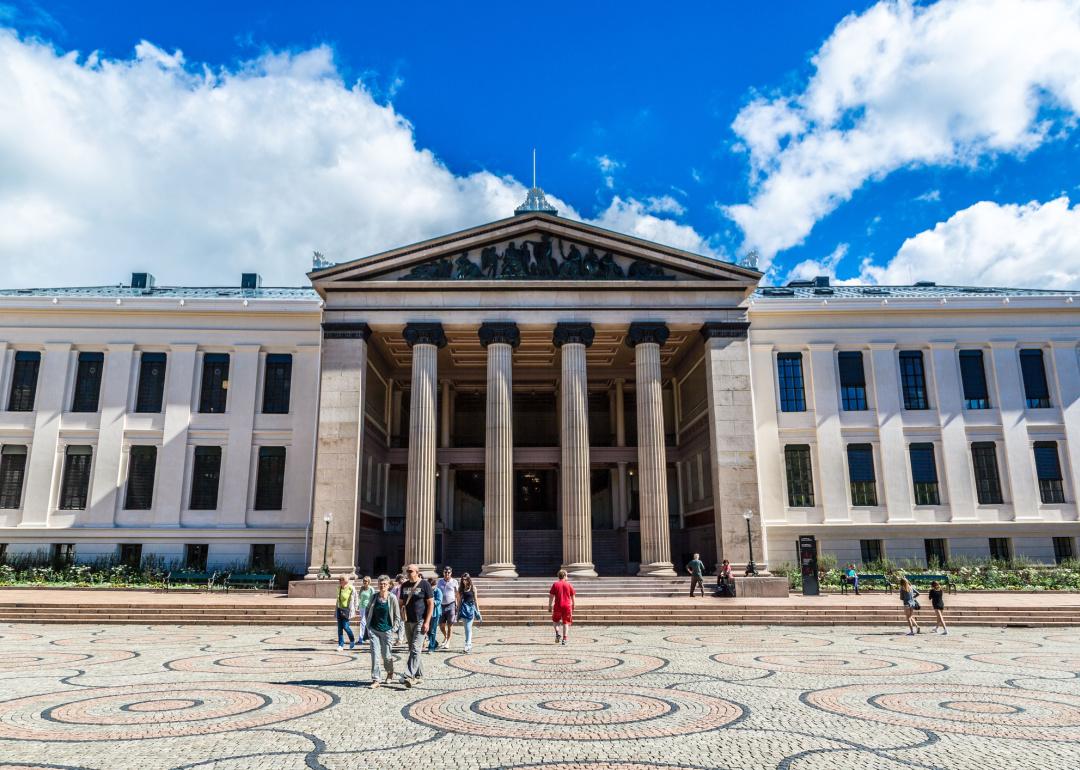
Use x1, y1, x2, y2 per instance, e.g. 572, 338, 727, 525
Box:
555, 323, 597, 577
480, 323, 519, 577
403, 323, 445, 574
628, 323, 676, 577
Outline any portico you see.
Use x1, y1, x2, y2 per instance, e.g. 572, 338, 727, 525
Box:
302, 204, 764, 581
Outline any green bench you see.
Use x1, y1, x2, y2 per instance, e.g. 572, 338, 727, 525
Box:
842, 573, 891, 594
222, 572, 276, 593
164, 570, 218, 592
908, 573, 955, 594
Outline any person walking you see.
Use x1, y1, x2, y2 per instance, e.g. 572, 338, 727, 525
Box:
391, 574, 406, 646
437, 566, 460, 650
398, 563, 434, 687
457, 573, 480, 653
334, 576, 358, 652
686, 553, 706, 598
899, 577, 921, 635
929, 580, 949, 634
364, 575, 400, 688
845, 564, 860, 596
426, 577, 443, 652
357, 575, 375, 641
548, 569, 576, 645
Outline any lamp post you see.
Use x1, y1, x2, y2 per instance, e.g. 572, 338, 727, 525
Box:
743, 509, 758, 576
318, 511, 333, 579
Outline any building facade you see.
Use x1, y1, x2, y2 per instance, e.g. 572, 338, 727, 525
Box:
0, 205, 1077, 577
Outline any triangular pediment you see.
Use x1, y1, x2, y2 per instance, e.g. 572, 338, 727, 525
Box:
309, 213, 760, 287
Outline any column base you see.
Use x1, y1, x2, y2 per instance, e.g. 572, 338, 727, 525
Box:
303, 566, 356, 580
637, 561, 676, 577
561, 562, 598, 578
480, 563, 519, 578
412, 563, 437, 577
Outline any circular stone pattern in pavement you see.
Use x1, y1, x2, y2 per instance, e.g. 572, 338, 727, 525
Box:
853, 632, 1041, 651
665, 632, 831, 649
0, 650, 136, 673
0, 631, 44, 644
405, 685, 744, 740
711, 651, 945, 676
53, 632, 236, 647
447, 652, 665, 680
494, 764, 717, 770
167, 651, 356, 674
0, 683, 334, 742
968, 652, 1080, 674
804, 683, 1080, 741
484, 631, 632, 647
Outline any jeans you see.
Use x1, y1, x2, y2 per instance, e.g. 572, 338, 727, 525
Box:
368, 628, 394, 680
463, 617, 474, 651
404, 621, 426, 679
335, 608, 355, 647
689, 576, 704, 597
427, 613, 440, 650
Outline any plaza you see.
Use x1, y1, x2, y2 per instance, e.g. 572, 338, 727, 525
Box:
1, 621, 1079, 769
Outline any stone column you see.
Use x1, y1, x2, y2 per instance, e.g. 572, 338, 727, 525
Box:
403, 323, 445, 573
555, 322, 597, 577
990, 342, 1041, 521
480, 322, 519, 577
306, 323, 370, 578
1051, 341, 1080, 506
628, 322, 676, 576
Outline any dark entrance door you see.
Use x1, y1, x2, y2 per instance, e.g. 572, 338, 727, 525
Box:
514, 469, 560, 575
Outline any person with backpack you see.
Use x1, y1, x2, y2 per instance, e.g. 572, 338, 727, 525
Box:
334, 576, 358, 652
426, 576, 443, 652
899, 577, 921, 635
928, 580, 948, 635
364, 575, 401, 688
457, 573, 480, 653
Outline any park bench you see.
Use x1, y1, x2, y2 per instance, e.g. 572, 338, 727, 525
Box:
908, 573, 956, 594
842, 573, 891, 594
222, 572, 276, 594
164, 570, 218, 592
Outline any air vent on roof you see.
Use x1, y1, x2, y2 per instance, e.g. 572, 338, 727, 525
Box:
241, 273, 261, 290
814, 276, 830, 287
914, 281, 936, 287
959, 287, 991, 293
762, 288, 796, 297
814, 287, 834, 296
862, 288, 891, 295
786, 280, 814, 288
131, 272, 155, 289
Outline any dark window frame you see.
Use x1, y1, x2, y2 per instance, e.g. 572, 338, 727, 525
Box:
989, 537, 1012, 562
189, 446, 222, 511
261, 353, 293, 414
1053, 536, 1075, 565
859, 539, 883, 565
254, 446, 286, 511
899, 350, 929, 410
58, 446, 93, 510
1019, 348, 1051, 409
0, 445, 28, 509
1033, 441, 1065, 504
251, 544, 275, 571
198, 353, 230, 414
837, 351, 868, 411
784, 444, 815, 507
777, 352, 806, 413
71, 351, 104, 413
971, 442, 1004, 504
123, 445, 157, 511
847, 443, 878, 506
184, 543, 209, 571
134, 352, 167, 413
7, 351, 41, 412
958, 349, 990, 410
119, 543, 142, 568
924, 538, 948, 568
909, 442, 941, 505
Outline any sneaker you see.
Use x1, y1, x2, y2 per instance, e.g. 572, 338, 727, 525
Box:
369, 680, 380, 689
349, 642, 356, 650
942, 629, 949, 635
384, 673, 393, 684
337, 645, 344, 652
555, 631, 561, 644
561, 638, 567, 646
906, 631, 915, 636
917, 627, 922, 634
401, 676, 413, 688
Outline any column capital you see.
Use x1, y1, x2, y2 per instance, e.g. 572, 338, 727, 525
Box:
322, 322, 371, 341
626, 322, 669, 347
699, 321, 750, 340
403, 322, 447, 348
553, 322, 594, 347
478, 322, 520, 348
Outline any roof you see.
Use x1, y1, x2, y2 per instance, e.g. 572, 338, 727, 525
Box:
752, 284, 1080, 300
0, 285, 320, 300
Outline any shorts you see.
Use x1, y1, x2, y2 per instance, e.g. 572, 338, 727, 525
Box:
552, 606, 573, 624
440, 604, 457, 624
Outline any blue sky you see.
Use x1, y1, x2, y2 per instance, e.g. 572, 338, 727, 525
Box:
1, 0, 1079, 288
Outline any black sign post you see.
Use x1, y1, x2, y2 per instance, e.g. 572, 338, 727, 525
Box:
799, 535, 819, 596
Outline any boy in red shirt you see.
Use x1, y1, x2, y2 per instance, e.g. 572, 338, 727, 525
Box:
548, 569, 576, 645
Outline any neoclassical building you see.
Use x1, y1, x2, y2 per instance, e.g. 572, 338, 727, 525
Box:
0, 192, 1077, 577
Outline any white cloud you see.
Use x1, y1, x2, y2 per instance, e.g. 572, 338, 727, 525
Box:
596, 154, 623, 190
724, 0, 1080, 267
915, 189, 941, 203
644, 195, 686, 216
785, 243, 864, 285
592, 197, 724, 258
0, 32, 716, 287
859, 197, 1080, 288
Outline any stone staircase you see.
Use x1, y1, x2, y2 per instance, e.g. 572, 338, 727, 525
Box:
471, 576, 690, 598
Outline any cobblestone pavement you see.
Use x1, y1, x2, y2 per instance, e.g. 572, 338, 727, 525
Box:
1, 623, 1079, 769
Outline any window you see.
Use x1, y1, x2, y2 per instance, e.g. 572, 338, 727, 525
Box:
51, 543, 75, 566
254, 446, 286, 510
251, 544, 275, 571
0, 543, 6, 562
0, 445, 28, 509
899, 350, 929, 410
838, 351, 867, 411
1033, 441, 1065, 504
860, 539, 883, 565
989, 537, 1012, 562
189, 446, 222, 510
909, 443, 940, 505
119, 543, 142, 568
7, 351, 41, 411
262, 354, 292, 414
1053, 537, 1075, 564
924, 538, 948, 568
123, 446, 157, 510
971, 442, 1004, 504
959, 350, 990, 410
1019, 349, 1051, 408
134, 352, 167, 413
847, 444, 878, 506
71, 351, 104, 412
777, 352, 806, 412
184, 543, 208, 571
59, 446, 93, 510
784, 445, 815, 507
199, 353, 230, 414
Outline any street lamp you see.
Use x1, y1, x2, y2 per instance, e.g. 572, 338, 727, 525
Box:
318, 511, 333, 579
743, 509, 758, 576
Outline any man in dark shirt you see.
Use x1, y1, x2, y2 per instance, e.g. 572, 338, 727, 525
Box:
686, 553, 706, 598
398, 563, 434, 687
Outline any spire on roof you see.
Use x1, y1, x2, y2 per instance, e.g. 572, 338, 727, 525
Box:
514, 148, 558, 216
